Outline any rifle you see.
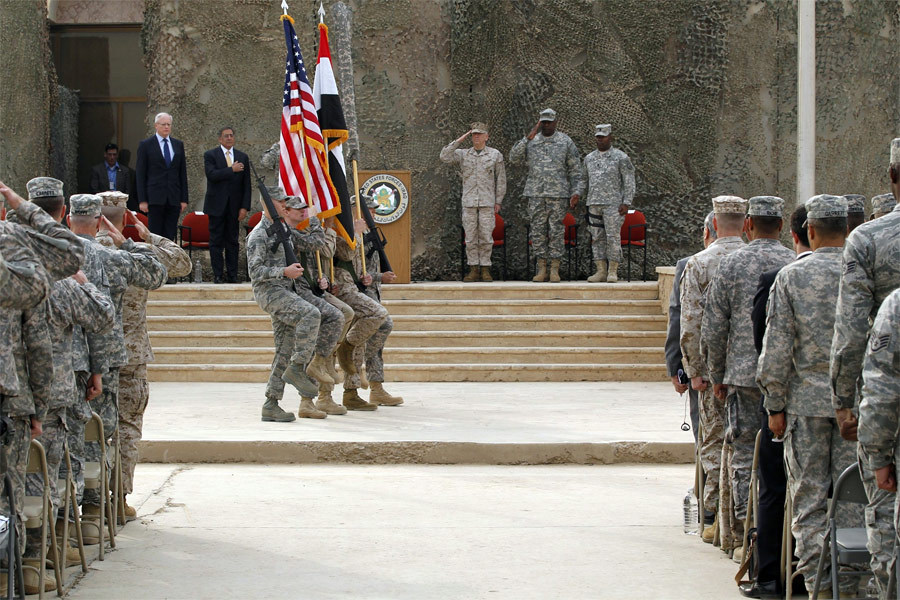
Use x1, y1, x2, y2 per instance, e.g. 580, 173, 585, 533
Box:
358, 192, 392, 273
250, 162, 299, 266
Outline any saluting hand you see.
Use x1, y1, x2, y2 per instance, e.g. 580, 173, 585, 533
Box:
527, 122, 541, 141
100, 215, 126, 247
0, 181, 25, 210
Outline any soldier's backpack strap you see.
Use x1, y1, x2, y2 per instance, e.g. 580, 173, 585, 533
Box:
334, 258, 367, 292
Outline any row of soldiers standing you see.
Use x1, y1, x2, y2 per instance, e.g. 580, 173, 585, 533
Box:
675, 137, 900, 599
246, 187, 403, 421
0, 178, 191, 594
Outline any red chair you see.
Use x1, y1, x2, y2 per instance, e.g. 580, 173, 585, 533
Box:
178, 212, 210, 278
620, 209, 648, 281
244, 211, 263, 236
122, 211, 149, 243
458, 212, 511, 280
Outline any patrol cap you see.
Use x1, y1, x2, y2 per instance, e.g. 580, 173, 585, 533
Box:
595, 124, 612, 137
470, 122, 488, 134
265, 186, 287, 201
712, 195, 748, 215
97, 190, 129, 208
26, 177, 64, 200
842, 194, 866, 214
891, 138, 900, 164
69, 194, 102, 217
539, 108, 557, 122
351, 194, 378, 209
283, 196, 308, 210
871, 193, 897, 215
748, 196, 785, 218
805, 194, 847, 222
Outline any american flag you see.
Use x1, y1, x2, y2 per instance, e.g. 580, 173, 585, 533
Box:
279, 15, 340, 220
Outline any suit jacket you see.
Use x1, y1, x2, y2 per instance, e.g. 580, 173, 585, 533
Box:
752, 251, 811, 354
202, 147, 251, 217
135, 135, 189, 207
90, 162, 136, 210
665, 256, 690, 377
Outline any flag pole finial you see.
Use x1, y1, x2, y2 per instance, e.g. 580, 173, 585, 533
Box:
318, 2, 325, 23
281, 0, 289, 15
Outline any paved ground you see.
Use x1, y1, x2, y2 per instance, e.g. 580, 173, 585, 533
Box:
69, 463, 739, 600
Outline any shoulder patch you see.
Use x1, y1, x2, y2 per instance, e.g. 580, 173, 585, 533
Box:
870, 333, 891, 353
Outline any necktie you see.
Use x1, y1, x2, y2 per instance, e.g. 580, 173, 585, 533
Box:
226, 150, 233, 167
163, 138, 172, 167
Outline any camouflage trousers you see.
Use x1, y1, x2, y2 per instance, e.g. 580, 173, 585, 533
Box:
858, 443, 895, 599
698, 387, 723, 514
84, 368, 119, 506
784, 414, 863, 593
462, 207, 495, 266
587, 204, 624, 263
61, 373, 93, 506
0, 416, 31, 555
119, 364, 149, 496
333, 286, 388, 350
527, 197, 567, 260
724, 385, 761, 523
260, 287, 320, 402
296, 286, 346, 359
346, 314, 393, 389
25, 408, 67, 558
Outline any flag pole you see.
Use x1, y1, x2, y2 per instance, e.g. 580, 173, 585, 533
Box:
352, 158, 366, 276
316, 132, 328, 280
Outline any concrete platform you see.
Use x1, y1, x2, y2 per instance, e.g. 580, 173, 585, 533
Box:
137, 382, 695, 465
68, 463, 740, 600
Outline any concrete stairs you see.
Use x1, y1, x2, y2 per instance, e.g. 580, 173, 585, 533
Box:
146, 282, 668, 383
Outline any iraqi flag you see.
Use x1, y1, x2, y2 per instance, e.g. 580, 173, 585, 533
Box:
313, 21, 355, 248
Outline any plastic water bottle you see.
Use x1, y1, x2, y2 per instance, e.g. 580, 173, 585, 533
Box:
193, 260, 202, 283
683, 488, 699, 535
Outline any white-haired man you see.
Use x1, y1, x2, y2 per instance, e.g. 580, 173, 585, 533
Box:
136, 112, 189, 240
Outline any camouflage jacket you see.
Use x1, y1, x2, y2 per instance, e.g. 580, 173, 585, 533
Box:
72, 235, 111, 374
439, 141, 507, 208
678, 236, 745, 379
509, 131, 582, 198
6, 200, 84, 282
47, 278, 116, 410
8, 301, 51, 419
0, 245, 48, 312
247, 214, 324, 296
97, 231, 191, 365
758, 247, 843, 417
702, 238, 794, 387
333, 231, 366, 294
577, 148, 635, 207
857, 288, 900, 471
830, 206, 900, 410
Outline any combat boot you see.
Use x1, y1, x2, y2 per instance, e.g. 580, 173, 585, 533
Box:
64, 546, 82, 567
480, 266, 492, 282
342, 389, 377, 411
336, 340, 357, 375
281, 363, 319, 398
316, 391, 347, 415
607, 261, 619, 283
532, 259, 548, 282
587, 260, 607, 283
549, 259, 561, 283
23, 560, 56, 594
261, 397, 297, 422
298, 397, 327, 419
327, 352, 343, 384
369, 381, 404, 406
463, 266, 480, 282
123, 496, 137, 521
306, 354, 334, 385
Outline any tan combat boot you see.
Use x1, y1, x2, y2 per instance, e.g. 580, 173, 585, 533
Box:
123, 496, 137, 521
326, 352, 343, 384
480, 266, 492, 282
463, 266, 480, 282
607, 261, 619, 283
316, 391, 348, 415
587, 260, 607, 283
23, 560, 56, 594
532, 259, 548, 282
549, 259, 561, 283
306, 354, 334, 385
298, 397, 327, 419
65, 545, 82, 566
369, 381, 404, 406
342, 389, 377, 411
336, 340, 357, 375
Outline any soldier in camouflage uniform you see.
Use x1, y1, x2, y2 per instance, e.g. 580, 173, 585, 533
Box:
577, 124, 635, 283
95, 191, 191, 517
857, 289, 900, 599
758, 195, 860, 596
830, 139, 900, 600
247, 188, 322, 420
509, 108, 582, 283
440, 121, 506, 282
679, 195, 747, 546
842, 194, 866, 232
870, 193, 896, 219
702, 196, 794, 561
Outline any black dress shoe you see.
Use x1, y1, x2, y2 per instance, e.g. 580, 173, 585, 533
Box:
214, 276, 225, 284
225, 275, 238, 284
739, 580, 781, 599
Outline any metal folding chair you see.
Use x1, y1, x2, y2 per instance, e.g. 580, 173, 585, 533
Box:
782, 489, 801, 599
0, 460, 24, 600
741, 430, 763, 561
82, 414, 115, 560
56, 442, 87, 576
22, 440, 63, 599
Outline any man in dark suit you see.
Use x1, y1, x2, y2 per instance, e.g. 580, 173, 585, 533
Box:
203, 126, 251, 283
135, 112, 188, 240
89, 143, 136, 210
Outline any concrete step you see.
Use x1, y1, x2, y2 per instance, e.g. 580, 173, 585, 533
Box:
149, 329, 667, 348
147, 300, 262, 316
150, 346, 664, 365
146, 363, 668, 383
145, 314, 666, 332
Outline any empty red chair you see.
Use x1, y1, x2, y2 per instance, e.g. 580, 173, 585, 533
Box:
620, 209, 648, 281
178, 211, 210, 269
